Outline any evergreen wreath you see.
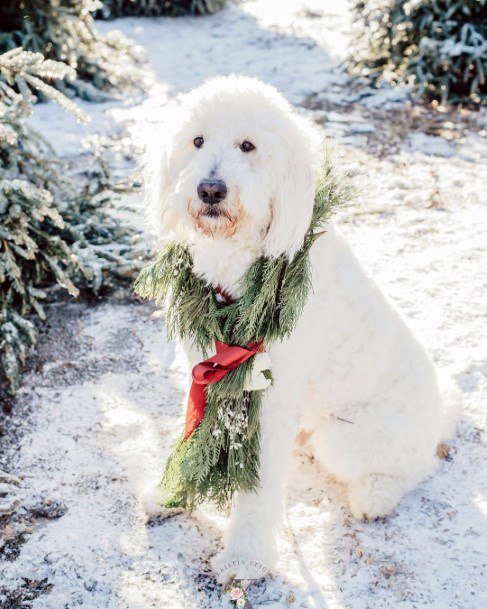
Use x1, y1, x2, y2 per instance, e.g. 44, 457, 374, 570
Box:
135, 154, 350, 510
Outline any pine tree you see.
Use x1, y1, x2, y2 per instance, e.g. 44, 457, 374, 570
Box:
0, 1, 143, 100
351, 0, 487, 105
0, 48, 145, 394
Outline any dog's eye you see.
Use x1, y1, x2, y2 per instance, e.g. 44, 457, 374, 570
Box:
193, 136, 204, 149
240, 140, 255, 152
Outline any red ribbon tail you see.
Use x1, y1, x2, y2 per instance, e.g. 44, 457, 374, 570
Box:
184, 382, 206, 440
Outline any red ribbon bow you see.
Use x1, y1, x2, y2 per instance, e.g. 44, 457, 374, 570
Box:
184, 340, 263, 439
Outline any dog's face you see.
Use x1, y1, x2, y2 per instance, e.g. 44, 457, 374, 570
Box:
169, 96, 273, 242
147, 76, 321, 259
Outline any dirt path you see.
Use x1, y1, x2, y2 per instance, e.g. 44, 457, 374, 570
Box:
1, 2, 486, 608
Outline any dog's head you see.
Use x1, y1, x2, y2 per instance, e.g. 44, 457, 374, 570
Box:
147, 75, 322, 259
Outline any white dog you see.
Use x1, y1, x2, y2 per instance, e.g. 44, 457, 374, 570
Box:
144, 75, 458, 581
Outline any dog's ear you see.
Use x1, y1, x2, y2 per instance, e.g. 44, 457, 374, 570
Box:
144, 110, 182, 240
264, 116, 322, 260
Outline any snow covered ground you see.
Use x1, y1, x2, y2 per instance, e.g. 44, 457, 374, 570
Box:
1, 1, 486, 608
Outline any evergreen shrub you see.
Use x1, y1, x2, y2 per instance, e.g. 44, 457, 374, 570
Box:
351, 0, 487, 104
0, 1, 143, 100
95, 0, 227, 19
0, 48, 144, 393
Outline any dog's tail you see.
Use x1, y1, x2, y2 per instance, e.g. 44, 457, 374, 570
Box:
438, 370, 462, 441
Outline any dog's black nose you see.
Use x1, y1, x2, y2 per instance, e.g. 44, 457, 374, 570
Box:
197, 179, 227, 205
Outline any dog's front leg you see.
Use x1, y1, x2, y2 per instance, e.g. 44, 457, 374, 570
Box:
212, 370, 303, 583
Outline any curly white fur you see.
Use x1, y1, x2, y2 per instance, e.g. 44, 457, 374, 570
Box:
144, 75, 459, 582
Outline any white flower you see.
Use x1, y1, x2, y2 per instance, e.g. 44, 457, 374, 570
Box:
244, 351, 272, 392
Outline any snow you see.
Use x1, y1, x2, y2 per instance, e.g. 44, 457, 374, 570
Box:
406, 133, 456, 158
2, 1, 486, 608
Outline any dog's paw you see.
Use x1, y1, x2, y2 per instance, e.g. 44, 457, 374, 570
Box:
138, 484, 184, 521
347, 474, 405, 520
